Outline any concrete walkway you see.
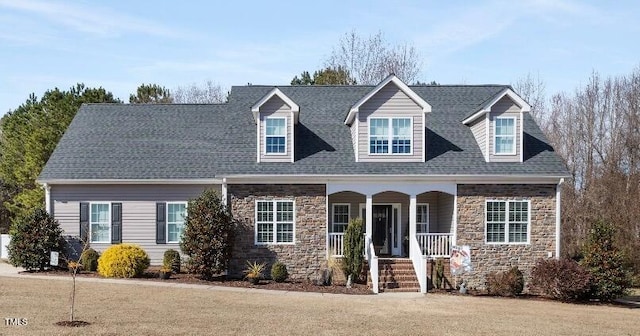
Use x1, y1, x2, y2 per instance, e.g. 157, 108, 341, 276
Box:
0, 260, 424, 299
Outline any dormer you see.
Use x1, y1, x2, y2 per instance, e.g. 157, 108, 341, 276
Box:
345, 75, 431, 162
463, 88, 530, 163
251, 88, 299, 163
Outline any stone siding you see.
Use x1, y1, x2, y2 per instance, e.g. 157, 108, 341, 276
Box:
456, 184, 556, 291
228, 184, 326, 280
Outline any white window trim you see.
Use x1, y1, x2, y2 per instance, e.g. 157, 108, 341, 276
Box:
89, 202, 111, 244
493, 117, 517, 156
264, 117, 287, 155
166, 202, 188, 243
484, 199, 531, 245
367, 116, 414, 155
417, 203, 429, 233
332, 203, 350, 232
254, 199, 296, 245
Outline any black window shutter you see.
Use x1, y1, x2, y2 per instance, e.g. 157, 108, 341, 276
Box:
79, 202, 89, 243
111, 203, 122, 244
156, 202, 166, 244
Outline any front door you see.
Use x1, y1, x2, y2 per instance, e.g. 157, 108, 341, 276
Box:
373, 205, 392, 255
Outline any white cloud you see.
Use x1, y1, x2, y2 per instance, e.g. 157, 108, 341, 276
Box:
0, 0, 191, 39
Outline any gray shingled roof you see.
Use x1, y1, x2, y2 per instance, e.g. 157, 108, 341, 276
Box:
38, 85, 570, 180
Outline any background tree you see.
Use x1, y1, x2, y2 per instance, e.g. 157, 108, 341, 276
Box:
512, 72, 547, 124
181, 189, 235, 280
325, 30, 422, 84
129, 83, 173, 103
8, 208, 64, 271
0, 84, 120, 222
291, 67, 355, 85
173, 80, 226, 103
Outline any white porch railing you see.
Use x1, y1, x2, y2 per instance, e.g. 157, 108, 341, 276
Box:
409, 236, 427, 293
328, 233, 344, 257
365, 236, 379, 294
417, 233, 453, 258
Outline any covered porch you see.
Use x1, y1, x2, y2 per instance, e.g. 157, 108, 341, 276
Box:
326, 182, 457, 293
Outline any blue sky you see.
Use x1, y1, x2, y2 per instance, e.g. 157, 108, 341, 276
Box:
1, 0, 638, 114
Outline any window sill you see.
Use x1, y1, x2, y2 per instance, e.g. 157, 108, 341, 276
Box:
485, 242, 530, 245
254, 242, 296, 246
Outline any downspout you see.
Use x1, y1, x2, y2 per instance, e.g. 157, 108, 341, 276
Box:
44, 183, 51, 214
555, 178, 564, 259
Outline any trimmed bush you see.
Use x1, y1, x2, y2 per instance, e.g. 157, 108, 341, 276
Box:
80, 248, 99, 272
342, 217, 364, 283
8, 208, 65, 271
530, 258, 591, 301
486, 266, 524, 297
580, 221, 632, 301
180, 189, 235, 280
97, 244, 150, 278
271, 262, 288, 283
163, 249, 181, 273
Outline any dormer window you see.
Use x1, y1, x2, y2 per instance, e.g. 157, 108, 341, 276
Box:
369, 117, 412, 155
494, 117, 516, 155
265, 118, 286, 154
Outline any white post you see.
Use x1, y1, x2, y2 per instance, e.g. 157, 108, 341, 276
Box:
44, 183, 51, 214
221, 178, 228, 208
452, 187, 458, 247
326, 184, 330, 260
365, 194, 373, 240
555, 178, 564, 259
409, 194, 417, 255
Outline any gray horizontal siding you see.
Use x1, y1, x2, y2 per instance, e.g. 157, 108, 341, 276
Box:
489, 96, 521, 162
51, 184, 220, 264
469, 116, 487, 160
259, 96, 292, 163
358, 83, 423, 162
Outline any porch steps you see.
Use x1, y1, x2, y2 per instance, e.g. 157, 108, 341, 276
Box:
373, 258, 420, 293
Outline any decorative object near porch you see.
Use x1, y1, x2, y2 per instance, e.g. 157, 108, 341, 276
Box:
244, 260, 265, 285
434, 258, 444, 289
342, 218, 364, 287
450, 245, 472, 276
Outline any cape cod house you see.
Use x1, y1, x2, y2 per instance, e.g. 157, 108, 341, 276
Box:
38, 75, 569, 293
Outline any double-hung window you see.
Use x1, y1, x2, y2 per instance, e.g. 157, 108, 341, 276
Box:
486, 200, 530, 243
265, 118, 286, 154
494, 117, 516, 155
90, 203, 110, 243
332, 204, 350, 233
256, 200, 294, 244
369, 117, 412, 154
416, 204, 429, 233
167, 202, 187, 243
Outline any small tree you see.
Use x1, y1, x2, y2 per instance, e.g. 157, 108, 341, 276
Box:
8, 208, 64, 271
342, 217, 364, 285
580, 220, 632, 301
180, 189, 235, 280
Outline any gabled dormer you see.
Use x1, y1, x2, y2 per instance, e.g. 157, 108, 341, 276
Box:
251, 88, 299, 163
345, 75, 431, 162
463, 88, 530, 163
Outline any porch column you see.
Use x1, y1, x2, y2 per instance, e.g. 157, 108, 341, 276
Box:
409, 194, 417, 254
365, 194, 373, 240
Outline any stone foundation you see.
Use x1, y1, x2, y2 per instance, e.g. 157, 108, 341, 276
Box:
456, 184, 556, 291
228, 184, 326, 280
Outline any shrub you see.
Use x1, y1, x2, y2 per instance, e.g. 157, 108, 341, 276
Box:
342, 217, 364, 283
486, 266, 525, 297
530, 258, 591, 301
580, 221, 632, 301
80, 248, 99, 272
271, 262, 288, 283
97, 244, 150, 278
180, 189, 235, 280
163, 249, 181, 273
8, 208, 65, 271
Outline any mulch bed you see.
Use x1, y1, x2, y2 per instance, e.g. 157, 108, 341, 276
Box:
55, 320, 91, 327
21, 267, 373, 295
